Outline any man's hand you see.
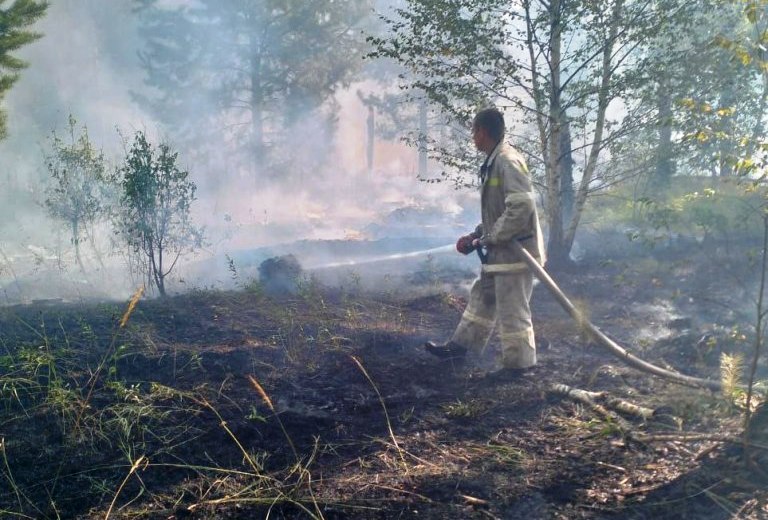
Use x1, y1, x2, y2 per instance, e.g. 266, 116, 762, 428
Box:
456, 233, 479, 255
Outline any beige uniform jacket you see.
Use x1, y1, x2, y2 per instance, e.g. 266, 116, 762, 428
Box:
477, 141, 545, 274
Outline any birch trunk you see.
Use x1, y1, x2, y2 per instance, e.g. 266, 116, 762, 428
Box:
563, 0, 624, 255
545, 0, 567, 265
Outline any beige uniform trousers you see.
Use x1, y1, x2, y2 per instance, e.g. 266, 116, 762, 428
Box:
450, 270, 536, 369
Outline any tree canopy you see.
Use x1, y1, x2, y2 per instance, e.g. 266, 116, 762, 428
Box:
370, 0, 768, 264
134, 0, 373, 176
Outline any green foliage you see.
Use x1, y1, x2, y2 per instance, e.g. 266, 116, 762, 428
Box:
585, 178, 764, 245
442, 399, 488, 420
0, 0, 48, 140
0, 333, 80, 434
656, 1, 768, 180
367, 0, 519, 177
720, 352, 745, 404
243, 277, 265, 297
613, 1, 766, 183
369, 0, 674, 262
44, 115, 112, 271
114, 131, 202, 297
690, 0, 768, 449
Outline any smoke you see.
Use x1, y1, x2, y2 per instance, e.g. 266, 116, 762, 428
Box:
0, 0, 479, 302
3, 1, 147, 155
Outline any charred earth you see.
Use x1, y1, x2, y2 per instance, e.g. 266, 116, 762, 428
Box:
0, 233, 765, 519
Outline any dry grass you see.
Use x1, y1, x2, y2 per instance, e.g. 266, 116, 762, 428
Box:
0, 272, 765, 519
350, 356, 409, 474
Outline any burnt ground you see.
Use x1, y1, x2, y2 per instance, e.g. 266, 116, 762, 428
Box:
0, 243, 766, 519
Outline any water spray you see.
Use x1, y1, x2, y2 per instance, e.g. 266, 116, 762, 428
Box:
306, 239, 723, 390
306, 244, 455, 271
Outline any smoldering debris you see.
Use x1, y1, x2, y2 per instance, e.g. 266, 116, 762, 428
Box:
259, 254, 303, 296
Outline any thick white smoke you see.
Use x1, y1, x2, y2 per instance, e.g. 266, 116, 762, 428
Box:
0, 0, 479, 302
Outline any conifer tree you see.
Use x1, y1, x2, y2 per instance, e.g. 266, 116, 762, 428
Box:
134, 0, 372, 175
0, 0, 48, 140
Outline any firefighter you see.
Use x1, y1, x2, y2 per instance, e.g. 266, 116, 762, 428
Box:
425, 107, 545, 371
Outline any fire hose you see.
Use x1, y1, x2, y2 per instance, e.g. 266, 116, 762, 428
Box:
506, 241, 723, 391
311, 236, 723, 390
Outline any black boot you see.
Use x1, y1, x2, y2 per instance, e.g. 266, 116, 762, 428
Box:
424, 341, 468, 359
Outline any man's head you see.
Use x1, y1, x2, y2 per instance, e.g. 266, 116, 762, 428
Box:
472, 108, 505, 154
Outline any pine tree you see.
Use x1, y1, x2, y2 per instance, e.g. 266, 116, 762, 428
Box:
134, 0, 372, 175
0, 0, 48, 140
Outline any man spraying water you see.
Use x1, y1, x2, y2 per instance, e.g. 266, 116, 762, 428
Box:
425, 108, 546, 373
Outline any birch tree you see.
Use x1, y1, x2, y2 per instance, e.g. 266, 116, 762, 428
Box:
628, 1, 768, 184
370, 0, 676, 265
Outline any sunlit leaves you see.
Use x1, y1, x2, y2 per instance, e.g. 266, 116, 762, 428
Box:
717, 107, 736, 117
679, 98, 697, 110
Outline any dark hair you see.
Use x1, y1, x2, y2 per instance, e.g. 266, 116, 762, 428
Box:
473, 108, 505, 142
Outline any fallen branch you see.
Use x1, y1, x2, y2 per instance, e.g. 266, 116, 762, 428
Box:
551, 383, 692, 443
551, 383, 632, 433
513, 242, 723, 390
595, 461, 627, 473
551, 383, 656, 420
603, 396, 656, 420
460, 494, 490, 508
632, 433, 745, 445
694, 443, 720, 461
